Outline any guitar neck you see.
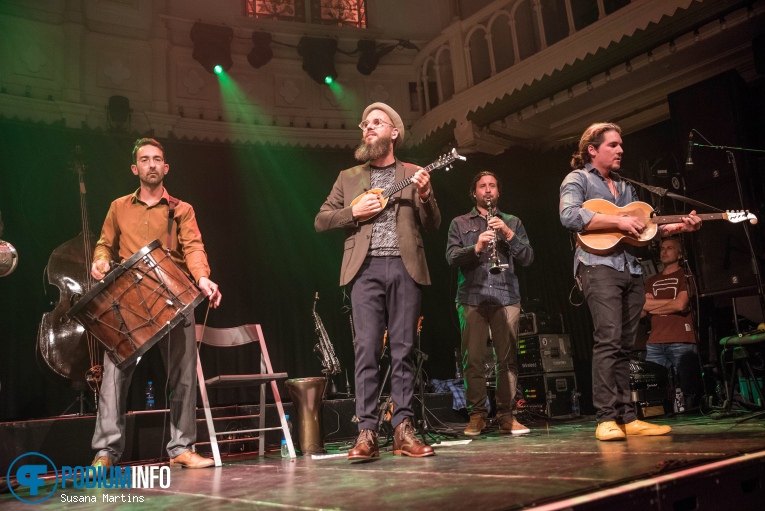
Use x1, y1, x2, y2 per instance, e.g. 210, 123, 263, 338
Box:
382, 161, 439, 199
652, 212, 727, 224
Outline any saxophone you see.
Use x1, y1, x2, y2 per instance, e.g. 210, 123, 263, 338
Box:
312, 292, 341, 375
485, 198, 509, 275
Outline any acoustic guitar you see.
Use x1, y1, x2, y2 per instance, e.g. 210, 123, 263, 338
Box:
577, 198, 758, 255
350, 148, 466, 222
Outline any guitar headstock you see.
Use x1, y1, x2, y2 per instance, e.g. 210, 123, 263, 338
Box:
432, 148, 467, 171
726, 210, 759, 225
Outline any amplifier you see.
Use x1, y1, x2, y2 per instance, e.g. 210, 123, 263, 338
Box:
519, 312, 564, 336
518, 372, 577, 418
630, 360, 670, 419
518, 334, 574, 374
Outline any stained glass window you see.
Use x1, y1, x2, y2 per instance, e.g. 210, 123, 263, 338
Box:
246, 0, 366, 27
245, 0, 307, 23
311, 0, 366, 28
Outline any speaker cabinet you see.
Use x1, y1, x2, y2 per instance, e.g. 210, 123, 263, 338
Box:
668, 71, 763, 297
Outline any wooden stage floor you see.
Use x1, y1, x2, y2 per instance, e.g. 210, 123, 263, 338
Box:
3, 413, 765, 510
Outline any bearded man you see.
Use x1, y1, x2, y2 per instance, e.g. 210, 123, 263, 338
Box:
315, 103, 440, 460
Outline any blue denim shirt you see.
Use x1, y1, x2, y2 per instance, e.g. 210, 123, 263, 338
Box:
559, 164, 642, 277
446, 208, 534, 306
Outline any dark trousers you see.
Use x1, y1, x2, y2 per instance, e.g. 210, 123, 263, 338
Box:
646, 342, 700, 409
580, 264, 645, 424
350, 257, 421, 431
458, 303, 521, 421
92, 319, 197, 461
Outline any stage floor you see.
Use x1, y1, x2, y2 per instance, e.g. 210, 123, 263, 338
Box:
3, 413, 765, 510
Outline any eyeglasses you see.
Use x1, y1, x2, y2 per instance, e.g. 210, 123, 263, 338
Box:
359, 118, 394, 131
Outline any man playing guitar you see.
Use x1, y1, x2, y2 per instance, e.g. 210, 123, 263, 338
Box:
559, 122, 701, 441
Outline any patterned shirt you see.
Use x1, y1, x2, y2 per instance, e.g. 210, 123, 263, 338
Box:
369, 163, 400, 257
446, 207, 534, 306
559, 163, 642, 277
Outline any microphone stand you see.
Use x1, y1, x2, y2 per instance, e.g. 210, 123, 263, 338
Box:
413, 323, 457, 442
691, 132, 765, 421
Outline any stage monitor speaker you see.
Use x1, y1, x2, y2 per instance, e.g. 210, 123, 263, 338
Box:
667, 70, 757, 192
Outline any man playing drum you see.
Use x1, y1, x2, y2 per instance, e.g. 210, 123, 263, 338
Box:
90, 138, 222, 469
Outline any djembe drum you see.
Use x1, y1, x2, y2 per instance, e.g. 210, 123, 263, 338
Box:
285, 377, 327, 454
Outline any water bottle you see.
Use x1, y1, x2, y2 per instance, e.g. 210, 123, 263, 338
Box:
673, 387, 685, 413
280, 439, 289, 458
280, 414, 293, 457
145, 381, 155, 410
571, 389, 581, 417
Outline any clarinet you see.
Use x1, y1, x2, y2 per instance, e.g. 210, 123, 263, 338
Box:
312, 292, 341, 375
485, 198, 509, 274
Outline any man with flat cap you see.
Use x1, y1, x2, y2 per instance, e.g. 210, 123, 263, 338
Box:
316, 102, 440, 460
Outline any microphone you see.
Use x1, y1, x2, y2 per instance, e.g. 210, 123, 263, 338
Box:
685, 132, 693, 172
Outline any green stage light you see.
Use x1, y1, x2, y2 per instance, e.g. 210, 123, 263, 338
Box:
298, 37, 338, 85
191, 22, 233, 74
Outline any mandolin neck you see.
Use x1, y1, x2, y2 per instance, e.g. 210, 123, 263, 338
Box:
382, 161, 439, 199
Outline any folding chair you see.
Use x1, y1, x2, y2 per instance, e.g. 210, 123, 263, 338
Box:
195, 324, 295, 466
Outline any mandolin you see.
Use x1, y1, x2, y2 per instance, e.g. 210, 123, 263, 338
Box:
576, 198, 758, 255
350, 148, 466, 222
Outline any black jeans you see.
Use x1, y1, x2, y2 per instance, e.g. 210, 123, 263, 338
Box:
580, 264, 645, 424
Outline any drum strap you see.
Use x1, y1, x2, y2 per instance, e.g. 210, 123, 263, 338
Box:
166, 196, 180, 251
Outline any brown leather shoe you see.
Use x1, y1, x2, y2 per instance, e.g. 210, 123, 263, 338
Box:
169, 450, 214, 468
464, 414, 486, 436
348, 429, 379, 461
499, 417, 530, 435
393, 418, 435, 457
92, 456, 114, 469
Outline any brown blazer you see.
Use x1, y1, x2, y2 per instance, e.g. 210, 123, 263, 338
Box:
315, 159, 441, 286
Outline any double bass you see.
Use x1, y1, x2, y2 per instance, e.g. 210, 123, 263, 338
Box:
37, 147, 102, 395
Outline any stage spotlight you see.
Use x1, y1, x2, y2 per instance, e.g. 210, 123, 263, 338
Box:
298, 37, 337, 85
356, 40, 395, 76
248, 32, 273, 69
191, 22, 233, 74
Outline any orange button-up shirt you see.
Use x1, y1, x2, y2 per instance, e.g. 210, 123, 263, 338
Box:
93, 188, 210, 283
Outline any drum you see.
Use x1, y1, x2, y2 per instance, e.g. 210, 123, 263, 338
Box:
69, 239, 204, 369
0, 240, 18, 277
285, 377, 327, 454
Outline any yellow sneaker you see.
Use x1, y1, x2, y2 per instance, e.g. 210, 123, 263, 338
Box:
622, 420, 671, 436
595, 421, 626, 441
